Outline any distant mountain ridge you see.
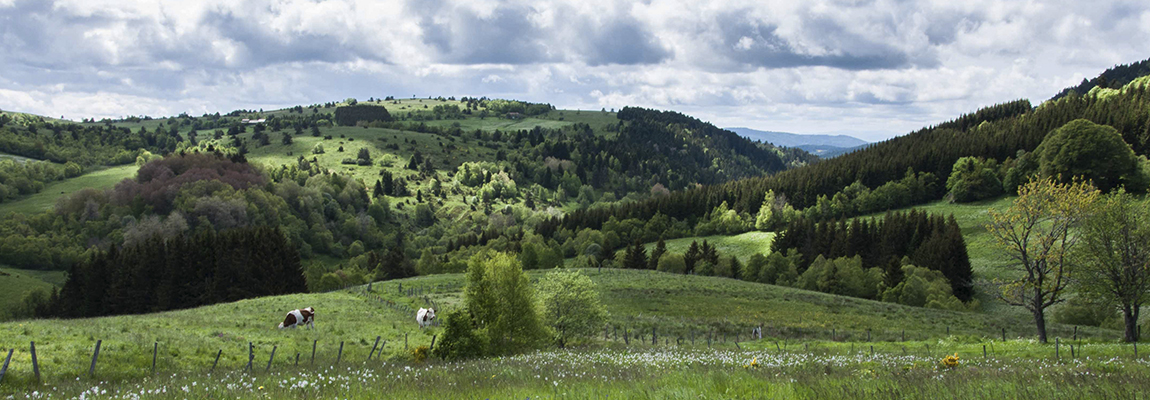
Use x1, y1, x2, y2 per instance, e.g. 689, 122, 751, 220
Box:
725, 127, 868, 148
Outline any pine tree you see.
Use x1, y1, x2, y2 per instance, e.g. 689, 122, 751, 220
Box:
684, 240, 701, 274
623, 239, 648, 269
648, 237, 666, 270
374, 179, 385, 198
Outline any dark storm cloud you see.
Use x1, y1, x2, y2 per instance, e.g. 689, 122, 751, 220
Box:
580, 18, 671, 66
0, 0, 114, 69
199, 9, 385, 67
714, 11, 934, 71
419, 5, 555, 65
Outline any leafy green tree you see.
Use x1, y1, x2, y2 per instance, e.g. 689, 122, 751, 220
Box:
1036, 119, 1148, 193
986, 178, 1100, 343
945, 156, 1003, 202
464, 252, 549, 354
519, 243, 540, 270
880, 264, 965, 311
63, 161, 82, 178
754, 190, 776, 230
414, 203, 436, 227
1074, 190, 1150, 342
656, 253, 686, 274
536, 269, 608, 347
416, 248, 442, 275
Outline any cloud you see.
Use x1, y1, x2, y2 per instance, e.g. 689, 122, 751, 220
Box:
0, 0, 1148, 142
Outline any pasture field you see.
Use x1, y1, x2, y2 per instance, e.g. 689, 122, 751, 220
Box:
0, 267, 64, 318
0, 269, 1126, 395
3, 339, 1149, 399
612, 232, 776, 265
0, 164, 138, 217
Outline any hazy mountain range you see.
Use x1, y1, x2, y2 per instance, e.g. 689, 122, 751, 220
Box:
725, 127, 869, 158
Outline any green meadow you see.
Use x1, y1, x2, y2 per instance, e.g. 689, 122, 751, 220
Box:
0, 164, 138, 217
0, 269, 1124, 393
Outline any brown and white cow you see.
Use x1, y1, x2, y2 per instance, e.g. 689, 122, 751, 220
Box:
416, 307, 436, 328
278, 307, 315, 329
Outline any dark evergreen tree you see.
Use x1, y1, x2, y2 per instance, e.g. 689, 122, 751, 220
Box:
684, 240, 701, 274
648, 237, 666, 270
623, 239, 648, 270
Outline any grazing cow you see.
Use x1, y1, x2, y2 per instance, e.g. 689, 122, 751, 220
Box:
278, 307, 316, 329
416, 307, 436, 328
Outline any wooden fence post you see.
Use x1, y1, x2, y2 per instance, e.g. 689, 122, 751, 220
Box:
266, 346, 277, 372
983, 345, 987, 358
295, 353, 300, 366
431, 335, 437, 349
1055, 338, 1060, 360
1002, 328, 1006, 341
1073, 326, 1078, 341
211, 350, 222, 372
89, 340, 102, 377
30, 340, 39, 381
405, 334, 408, 350
152, 342, 158, 375
247, 342, 254, 372
337, 342, 344, 364
832, 329, 836, 341
369, 336, 382, 360
0, 349, 13, 384
652, 327, 657, 346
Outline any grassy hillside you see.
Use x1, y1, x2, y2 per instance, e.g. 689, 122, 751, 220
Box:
0, 164, 138, 217
0, 266, 65, 318
0, 268, 1120, 390
0, 151, 35, 163
609, 232, 776, 264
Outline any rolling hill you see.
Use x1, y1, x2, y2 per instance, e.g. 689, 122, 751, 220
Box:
0, 267, 1117, 390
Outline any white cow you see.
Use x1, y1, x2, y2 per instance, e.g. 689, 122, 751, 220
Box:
416, 307, 436, 328
278, 307, 316, 330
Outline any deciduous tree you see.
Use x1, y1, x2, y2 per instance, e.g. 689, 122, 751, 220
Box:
986, 178, 1099, 343
1074, 190, 1150, 342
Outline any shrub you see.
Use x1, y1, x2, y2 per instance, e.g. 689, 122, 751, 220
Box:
434, 309, 487, 360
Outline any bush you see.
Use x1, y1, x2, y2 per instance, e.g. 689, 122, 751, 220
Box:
656, 253, 685, 274
411, 345, 430, 362
880, 264, 966, 311
434, 309, 487, 360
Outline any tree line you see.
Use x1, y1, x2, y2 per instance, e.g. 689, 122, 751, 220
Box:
553, 80, 1150, 239
771, 210, 973, 302
39, 226, 306, 319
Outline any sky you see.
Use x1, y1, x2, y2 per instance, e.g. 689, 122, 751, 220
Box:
1, 0, 1148, 142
